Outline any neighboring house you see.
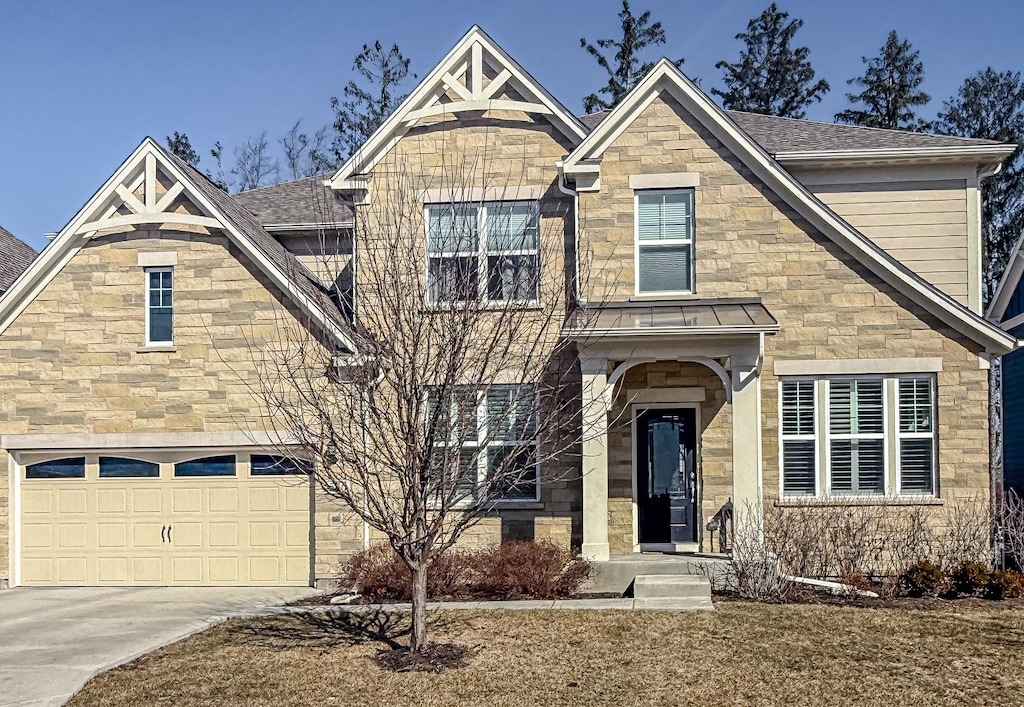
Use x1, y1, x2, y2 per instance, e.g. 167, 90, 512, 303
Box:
0, 225, 37, 295
0, 26, 1018, 588
988, 234, 1024, 497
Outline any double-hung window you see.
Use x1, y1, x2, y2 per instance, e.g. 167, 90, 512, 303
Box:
146, 268, 173, 345
779, 376, 937, 498
427, 384, 539, 502
426, 201, 539, 304
635, 189, 695, 295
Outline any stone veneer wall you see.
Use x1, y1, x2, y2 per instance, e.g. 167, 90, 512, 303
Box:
580, 93, 990, 530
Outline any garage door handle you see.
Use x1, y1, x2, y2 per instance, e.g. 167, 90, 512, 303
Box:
167, 525, 172, 543
161, 525, 166, 543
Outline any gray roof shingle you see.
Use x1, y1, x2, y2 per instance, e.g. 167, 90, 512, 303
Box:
0, 225, 37, 293
576, 109, 1005, 154
159, 146, 355, 347
233, 176, 355, 227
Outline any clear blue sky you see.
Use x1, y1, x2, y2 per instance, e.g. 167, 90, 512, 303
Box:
2, 0, 1022, 249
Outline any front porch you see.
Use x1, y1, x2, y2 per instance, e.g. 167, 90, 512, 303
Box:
571, 298, 779, 562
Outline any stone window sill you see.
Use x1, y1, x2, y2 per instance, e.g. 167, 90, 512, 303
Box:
136, 345, 177, 353
774, 497, 943, 508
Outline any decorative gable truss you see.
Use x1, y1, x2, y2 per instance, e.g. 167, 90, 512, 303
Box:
0, 138, 357, 351
329, 25, 589, 196
74, 150, 221, 238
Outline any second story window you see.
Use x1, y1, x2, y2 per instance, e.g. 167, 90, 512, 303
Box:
146, 267, 173, 345
427, 201, 539, 304
635, 189, 695, 295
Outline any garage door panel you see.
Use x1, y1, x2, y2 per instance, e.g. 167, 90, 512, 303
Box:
208, 522, 238, 548
131, 488, 163, 513
249, 557, 281, 583
97, 489, 127, 514
172, 522, 202, 548
285, 522, 308, 547
249, 487, 279, 512
132, 523, 165, 548
131, 557, 163, 583
209, 557, 239, 583
22, 489, 53, 514
98, 523, 128, 549
97, 557, 129, 583
57, 557, 87, 584
21, 558, 53, 584
249, 522, 280, 547
209, 488, 238, 513
22, 524, 52, 548
284, 486, 308, 512
171, 557, 203, 583
285, 557, 309, 583
57, 524, 87, 548
58, 489, 88, 514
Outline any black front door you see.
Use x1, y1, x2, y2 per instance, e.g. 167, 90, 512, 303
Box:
637, 408, 698, 545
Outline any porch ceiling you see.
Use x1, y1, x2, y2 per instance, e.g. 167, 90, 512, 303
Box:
567, 297, 779, 339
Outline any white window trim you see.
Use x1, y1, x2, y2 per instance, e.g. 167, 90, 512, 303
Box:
144, 266, 173, 346
424, 201, 540, 306
633, 188, 695, 297
778, 378, 819, 498
779, 375, 938, 500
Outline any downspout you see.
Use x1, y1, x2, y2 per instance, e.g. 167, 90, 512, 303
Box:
555, 162, 582, 307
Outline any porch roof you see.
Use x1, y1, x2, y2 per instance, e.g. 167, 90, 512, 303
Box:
568, 297, 779, 339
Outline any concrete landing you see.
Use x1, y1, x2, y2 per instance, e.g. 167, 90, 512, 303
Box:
585, 553, 731, 595
632, 574, 714, 610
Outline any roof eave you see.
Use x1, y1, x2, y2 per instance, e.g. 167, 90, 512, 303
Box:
773, 144, 1017, 167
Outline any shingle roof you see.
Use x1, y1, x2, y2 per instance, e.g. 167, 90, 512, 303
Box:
233, 176, 355, 227
576, 108, 1004, 154
159, 147, 355, 346
0, 225, 37, 293
725, 111, 1004, 154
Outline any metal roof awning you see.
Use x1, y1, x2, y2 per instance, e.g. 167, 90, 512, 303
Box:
566, 297, 780, 340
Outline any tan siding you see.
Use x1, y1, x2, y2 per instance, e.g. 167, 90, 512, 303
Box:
805, 179, 971, 304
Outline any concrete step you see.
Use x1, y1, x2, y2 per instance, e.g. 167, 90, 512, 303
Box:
633, 574, 712, 600
633, 596, 715, 611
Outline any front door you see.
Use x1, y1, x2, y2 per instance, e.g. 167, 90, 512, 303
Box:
636, 408, 698, 545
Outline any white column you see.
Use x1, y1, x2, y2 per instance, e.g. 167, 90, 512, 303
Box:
581, 357, 611, 562
731, 356, 763, 534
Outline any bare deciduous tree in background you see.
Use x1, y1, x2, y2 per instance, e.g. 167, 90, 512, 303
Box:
280, 121, 332, 180
245, 133, 609, 653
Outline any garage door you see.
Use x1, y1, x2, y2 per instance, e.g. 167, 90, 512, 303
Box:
18, 453, 311, 586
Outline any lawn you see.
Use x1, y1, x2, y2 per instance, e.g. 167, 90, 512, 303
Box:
69, 602, 1024, 707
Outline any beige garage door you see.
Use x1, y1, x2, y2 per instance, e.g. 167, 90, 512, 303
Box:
18, 453, 311, 586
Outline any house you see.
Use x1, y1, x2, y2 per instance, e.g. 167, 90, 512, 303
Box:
0, 225, 37, 296
988, 234, 1024, 498
0, 26, 1018, 589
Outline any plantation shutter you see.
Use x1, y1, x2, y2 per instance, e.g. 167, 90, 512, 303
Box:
780, 380, 817, 496
829, 380, 885, 494
636, 190, 694, 294
898, 378, 936, 494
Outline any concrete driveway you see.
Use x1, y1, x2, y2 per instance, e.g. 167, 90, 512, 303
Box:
0, 586, 319, 707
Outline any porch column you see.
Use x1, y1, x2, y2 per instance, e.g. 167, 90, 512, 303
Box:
731, 355, 763, 534
580, 357, 612, 561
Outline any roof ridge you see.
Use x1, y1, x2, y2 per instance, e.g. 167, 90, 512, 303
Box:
236, 173, 330, 195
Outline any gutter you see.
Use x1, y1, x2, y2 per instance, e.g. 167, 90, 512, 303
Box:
555, 162, 582, 305
773, 144, 1017, 166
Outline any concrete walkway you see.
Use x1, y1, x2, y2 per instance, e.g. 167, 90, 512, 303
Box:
0, 586, 318, 707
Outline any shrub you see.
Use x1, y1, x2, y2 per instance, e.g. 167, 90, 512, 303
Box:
900, 560, 945, 597
985, 569, 1024, 600
340, 541, 590, 601
471, 541, 590, 599
949, 561, 991, 597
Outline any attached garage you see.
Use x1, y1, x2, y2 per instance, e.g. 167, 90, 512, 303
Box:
14, 450, 312, 587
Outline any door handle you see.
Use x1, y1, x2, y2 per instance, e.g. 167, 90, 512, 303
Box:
167, 524, 172, 543
161, 525, 167, 543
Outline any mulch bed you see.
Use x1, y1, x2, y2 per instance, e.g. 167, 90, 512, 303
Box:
375, 642, 472, 672
290, 591, 623, 606
714, 587, 1024, 609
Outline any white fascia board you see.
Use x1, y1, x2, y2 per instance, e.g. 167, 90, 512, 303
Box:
565, 324, 780, 340
329, 25, 589, 191
987, 231, 1024, 323
562, 60, 1017, 355
772, 145, 1017, 166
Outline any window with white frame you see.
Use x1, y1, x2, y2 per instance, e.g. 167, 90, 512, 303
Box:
779, 376, 937, 498
426, 201, 539, 304
146, 267, 173, 345
427, 384, 539, 501
635, 189, 695, 294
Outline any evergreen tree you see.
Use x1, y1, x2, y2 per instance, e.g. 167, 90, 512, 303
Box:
331, 42, 415, 163
712, 3, 829, 118
936, 69, 1024, 297
836, 31, 930, 130
166, 131, 200, 167
580, 1, 683, 114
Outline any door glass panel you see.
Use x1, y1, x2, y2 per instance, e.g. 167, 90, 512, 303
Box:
99, 457, 160, 478
649, 421, 683, 496
25, 457, 86, 479
174, 455, 237, 477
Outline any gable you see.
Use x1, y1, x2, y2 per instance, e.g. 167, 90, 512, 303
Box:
329, 26, 588, 196
563, 60, 1017, 355
988, 231, 1024, 331
0, 139, 355, 351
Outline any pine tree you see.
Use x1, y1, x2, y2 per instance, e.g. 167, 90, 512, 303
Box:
712, 3, 829, 118
166, 132, 200, 167
331, 42, 415, 163
936, 69, 1024, 298
836, 31, 930, 130
580, 1, 683, 114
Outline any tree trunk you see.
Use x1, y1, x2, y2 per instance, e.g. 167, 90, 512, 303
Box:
409, 563, 429, 653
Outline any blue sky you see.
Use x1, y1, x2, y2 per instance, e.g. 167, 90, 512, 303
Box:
1, 0, 1022, 249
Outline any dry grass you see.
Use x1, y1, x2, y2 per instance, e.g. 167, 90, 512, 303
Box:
69, 603, 1024, 707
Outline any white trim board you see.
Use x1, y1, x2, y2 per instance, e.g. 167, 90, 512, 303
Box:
0, 430, 299, 451
988, 230, 1024, 325
419, 185, 545, 203
561, 60, 1016, 355
628, 173, 700, 190
774, 358, 944, 376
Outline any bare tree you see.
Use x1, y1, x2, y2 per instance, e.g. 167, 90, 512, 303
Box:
245, 132, 609, 654
280, 121, 332, 180
210, 132, 281, 192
